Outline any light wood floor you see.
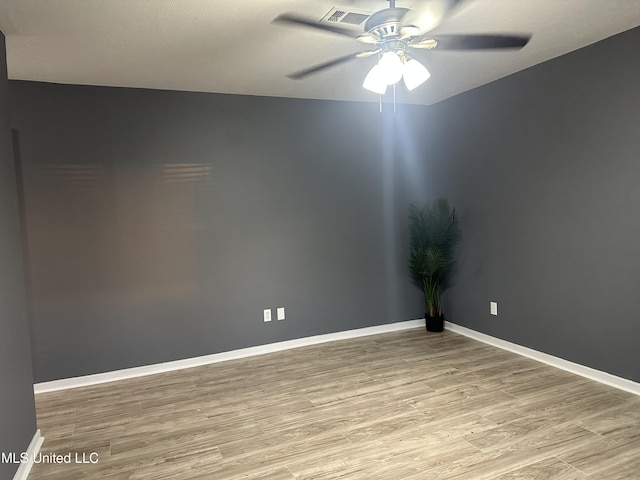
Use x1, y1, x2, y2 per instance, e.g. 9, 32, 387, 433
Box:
30, 328, 640, 479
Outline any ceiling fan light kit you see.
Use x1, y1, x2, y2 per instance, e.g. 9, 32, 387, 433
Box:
362, 51, 431, 94
275, 0, 530, 99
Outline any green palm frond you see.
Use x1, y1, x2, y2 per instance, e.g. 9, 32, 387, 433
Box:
408, 198, 460, 316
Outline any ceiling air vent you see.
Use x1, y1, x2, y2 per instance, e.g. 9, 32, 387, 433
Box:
341, 12, 370, 25
321, 7, 371, 29
327, 10, 348, 22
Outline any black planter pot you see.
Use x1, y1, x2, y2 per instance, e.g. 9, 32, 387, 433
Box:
425, 314, 445, 332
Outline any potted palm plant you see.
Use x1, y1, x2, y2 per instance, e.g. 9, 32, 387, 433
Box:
408, 198, 460, 332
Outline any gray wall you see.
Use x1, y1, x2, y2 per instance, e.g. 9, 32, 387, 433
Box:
428, 27, 640, 382
16, 26, 640, 387
0, 32, 38, 479
10, 82, 427, 382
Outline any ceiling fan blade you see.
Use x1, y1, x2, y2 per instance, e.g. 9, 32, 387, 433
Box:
401, 0, 462, 36
273, 13, 360, 39
287, 51, 378, 80
410, 34, 531, 50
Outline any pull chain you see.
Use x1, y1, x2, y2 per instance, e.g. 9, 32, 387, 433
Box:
393, 83, 396, 114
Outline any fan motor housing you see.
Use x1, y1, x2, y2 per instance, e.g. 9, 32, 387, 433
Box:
364, 7, 409, 38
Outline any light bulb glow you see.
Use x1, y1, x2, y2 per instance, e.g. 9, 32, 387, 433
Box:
378, 51, 404, 85
362, 65, 387, 94
402, 59, 431, 91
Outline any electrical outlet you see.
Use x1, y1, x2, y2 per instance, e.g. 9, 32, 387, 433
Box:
263, 309, 272, 322
277, 307, 285, 321
490, 302, 498, 316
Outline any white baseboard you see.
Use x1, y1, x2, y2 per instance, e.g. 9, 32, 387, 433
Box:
445, 321, 640, 396
12, 429, 43, 480
33, 318, 640, 397
34, 319, 425, 393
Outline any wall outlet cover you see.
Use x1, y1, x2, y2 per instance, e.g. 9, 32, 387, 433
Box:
490, 302, 498, 316
264, 309, 272, 322
277, 307, 285, 321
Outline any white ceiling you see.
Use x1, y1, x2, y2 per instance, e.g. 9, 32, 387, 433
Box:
1, 1, 639, 106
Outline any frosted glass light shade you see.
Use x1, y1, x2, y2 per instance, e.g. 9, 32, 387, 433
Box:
402, 59, 431, 91
363, 65, 387, 94
378, 51, 404, 85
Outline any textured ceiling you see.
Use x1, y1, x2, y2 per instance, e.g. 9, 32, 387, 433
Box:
1, 0, 640, 105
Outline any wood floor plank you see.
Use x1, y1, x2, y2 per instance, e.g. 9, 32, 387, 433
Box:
487, 456, 588, 479
406, 423, 597, 480
557, 433, 640, 477
574, 397, 640, 440
29, 328, 640, 479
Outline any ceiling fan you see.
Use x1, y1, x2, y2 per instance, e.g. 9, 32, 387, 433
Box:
274, 0, 531, 94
